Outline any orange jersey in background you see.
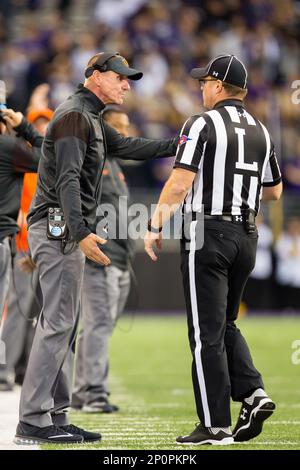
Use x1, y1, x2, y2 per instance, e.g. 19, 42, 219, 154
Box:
16, 173, 38, 252
15, 108, 53, 253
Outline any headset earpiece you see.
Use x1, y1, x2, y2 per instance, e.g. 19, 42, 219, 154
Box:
84, 67, 94, 78
84, 52, 120, 78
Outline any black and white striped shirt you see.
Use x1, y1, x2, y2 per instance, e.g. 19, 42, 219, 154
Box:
174, 99, 281, 216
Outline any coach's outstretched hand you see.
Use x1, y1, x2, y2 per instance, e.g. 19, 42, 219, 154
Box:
79, 233, 111, 265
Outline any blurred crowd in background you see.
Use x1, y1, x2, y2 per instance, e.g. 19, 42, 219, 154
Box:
0, 0, 299, 189
0, 0, 300, 311
243, 214, 300, 312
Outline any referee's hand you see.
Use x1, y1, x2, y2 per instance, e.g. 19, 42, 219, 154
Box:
144, 231, 162, 262
79, 233, 111, 265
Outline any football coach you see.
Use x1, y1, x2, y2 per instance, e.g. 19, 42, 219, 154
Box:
15, 52, 178, 445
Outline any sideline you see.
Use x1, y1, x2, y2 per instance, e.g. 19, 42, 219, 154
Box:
0, 386, 39, 450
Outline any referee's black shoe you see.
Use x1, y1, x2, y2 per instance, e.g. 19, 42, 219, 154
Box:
176, 423, 234, 445
14, 422, 83, 445
60, 424, 102, 442
233, 394, 276, 442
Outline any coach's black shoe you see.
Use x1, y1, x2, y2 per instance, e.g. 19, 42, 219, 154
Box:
176, 423, 234, 446
60, 424, 102, 442
233, 393, 276, 442
14, 422, 84, 445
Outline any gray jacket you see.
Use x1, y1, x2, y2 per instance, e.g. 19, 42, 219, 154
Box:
28, 85, 177, 242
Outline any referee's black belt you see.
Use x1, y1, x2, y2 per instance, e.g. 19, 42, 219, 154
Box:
204, 214, 248, 224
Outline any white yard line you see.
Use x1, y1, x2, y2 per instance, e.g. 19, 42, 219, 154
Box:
268, 421, 300, 425
71, 373, 300, 450
237, 441, 300, 446
274, 404, 300, 408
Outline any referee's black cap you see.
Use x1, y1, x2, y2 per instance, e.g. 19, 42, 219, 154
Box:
190, 54, 248, 89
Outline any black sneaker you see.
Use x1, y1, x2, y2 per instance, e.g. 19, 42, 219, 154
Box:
82, 400, 119, 414
60, 424, 102, 442
233, 396, 276, 442
14, 422, 84, 445
176, 423, 234, 446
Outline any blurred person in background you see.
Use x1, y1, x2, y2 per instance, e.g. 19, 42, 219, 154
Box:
242, 213, 274, 311
0, 107, 43, 328
70, 32, 98, 84
72, 108, 135, 414
0, 106, 53, 392
283, 138, 300, 196
275, 217, 300, 311
94, 0, 148, 30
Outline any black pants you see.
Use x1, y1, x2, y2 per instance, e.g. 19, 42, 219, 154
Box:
181, 219, 264, 427
243, 277, 273, 310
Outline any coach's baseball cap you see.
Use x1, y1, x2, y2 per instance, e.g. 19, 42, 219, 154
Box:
190, 54, 248, 89
85, 52, 143, 80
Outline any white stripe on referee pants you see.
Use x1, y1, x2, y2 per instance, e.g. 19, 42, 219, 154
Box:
188, 220, 211, 427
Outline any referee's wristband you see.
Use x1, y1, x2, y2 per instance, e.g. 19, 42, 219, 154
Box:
147, 220, 162, 233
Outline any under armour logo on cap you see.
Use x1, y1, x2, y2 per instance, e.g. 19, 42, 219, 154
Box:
190, 54, 248, 89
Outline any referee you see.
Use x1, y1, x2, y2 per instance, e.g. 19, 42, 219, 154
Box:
144, 54, 282, 445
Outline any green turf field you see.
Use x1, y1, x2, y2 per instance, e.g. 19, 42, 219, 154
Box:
45, 315, 300, 450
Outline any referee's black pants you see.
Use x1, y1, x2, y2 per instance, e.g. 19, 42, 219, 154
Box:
181, 219, 264, 427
